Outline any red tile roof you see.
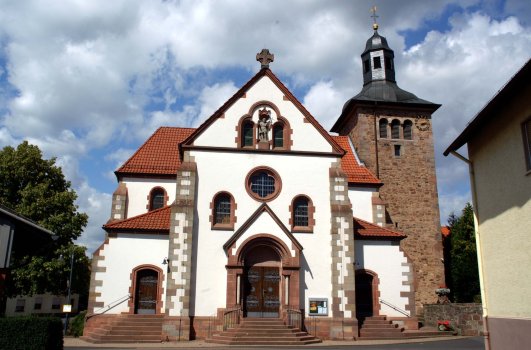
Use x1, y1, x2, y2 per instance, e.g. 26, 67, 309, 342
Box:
115, 127, 195, 178
104, 206, 171, 233
333, 136, 381, 185
353, 217, 406, 239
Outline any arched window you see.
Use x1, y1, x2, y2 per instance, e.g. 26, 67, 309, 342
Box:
290, 195, 315, 232
379, 119, 388, 138
210, 192, 236, 229
403, 120, 413, 140
149, 187, 166, 211
391, 119, 400, 139
242, 119, 254, 147
273, 122, 284, 148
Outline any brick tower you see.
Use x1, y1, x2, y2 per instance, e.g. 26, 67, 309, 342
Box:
331, 23, 444, 312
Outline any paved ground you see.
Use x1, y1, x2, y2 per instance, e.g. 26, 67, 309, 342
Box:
64, 336, 485, 350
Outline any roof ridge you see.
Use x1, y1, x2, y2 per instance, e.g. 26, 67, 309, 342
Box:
104, 205, 171, 228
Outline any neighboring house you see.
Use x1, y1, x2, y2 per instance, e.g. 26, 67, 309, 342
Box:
0, 204, 56, 315
444, 59, 531, 349
86, 25, 444, 342
4, 293, 79, 316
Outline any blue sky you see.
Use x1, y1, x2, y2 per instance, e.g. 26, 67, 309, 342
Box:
0, 0, 530, 253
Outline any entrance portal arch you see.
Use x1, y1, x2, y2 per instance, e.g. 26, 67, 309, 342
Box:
225, 234, 301, 318
355, 269, 380, 319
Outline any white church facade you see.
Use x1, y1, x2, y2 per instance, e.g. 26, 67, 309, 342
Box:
85, 27, 443, 342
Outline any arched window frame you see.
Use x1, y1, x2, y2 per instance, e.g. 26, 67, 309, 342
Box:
379, 118, 388, 139
391, 119, 401, 139
403, 120, 413, 140
210, 191, 236, 230
236, 115, 256, 148
147, 187, 167, 211
289, 195, 315, 233
271, 117, 292, 150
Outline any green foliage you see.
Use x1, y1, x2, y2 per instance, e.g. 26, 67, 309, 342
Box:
447, 203, 481, 302
69, 310, 87, 337
0, 141, 87, 244
0, 142, 90, 298
0, 316, 63, 350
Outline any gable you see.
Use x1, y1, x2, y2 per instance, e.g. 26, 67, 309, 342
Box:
223, 203, 302, 256
184, 69, 343, 155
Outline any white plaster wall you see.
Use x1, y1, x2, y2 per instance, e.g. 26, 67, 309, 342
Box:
355, 240, 411, 317
122, 178, 176, 218
94, 234, 169, 314
348, 186, 375, 222
193, 76, 334, 153
468, 83, 531, 318
190, 150, 335, 316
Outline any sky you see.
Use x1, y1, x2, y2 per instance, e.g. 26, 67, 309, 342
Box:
0, 0, 530, 254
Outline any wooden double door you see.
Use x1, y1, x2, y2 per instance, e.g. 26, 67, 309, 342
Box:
243, 266, 280, 318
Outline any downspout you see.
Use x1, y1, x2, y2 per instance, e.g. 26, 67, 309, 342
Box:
449, 150, 490, 350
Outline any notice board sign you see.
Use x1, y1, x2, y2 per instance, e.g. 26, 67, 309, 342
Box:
308, 298, 328, 316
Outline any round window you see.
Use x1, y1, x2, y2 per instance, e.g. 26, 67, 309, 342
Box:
245, 167, 282, 202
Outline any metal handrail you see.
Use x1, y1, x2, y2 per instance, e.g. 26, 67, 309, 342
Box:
222, 306, 241, 331
286, 308, 303, 330
86, 294, 131, 320
379, 298, 410, 317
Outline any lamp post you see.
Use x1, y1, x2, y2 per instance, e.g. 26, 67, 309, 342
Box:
64, 250, 74, 335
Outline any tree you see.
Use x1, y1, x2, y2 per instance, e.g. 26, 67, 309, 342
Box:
0, 141, 89, 298
446, 203, 481, 303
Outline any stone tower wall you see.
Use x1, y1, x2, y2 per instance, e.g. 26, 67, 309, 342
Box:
341, 106, 444, 312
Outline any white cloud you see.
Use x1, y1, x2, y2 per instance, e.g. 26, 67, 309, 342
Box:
303, 81, 347, 130
0, 0, 530, 244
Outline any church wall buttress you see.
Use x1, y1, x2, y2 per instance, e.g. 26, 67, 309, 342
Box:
343, 107, 444, 312
164, 156, 197, 341
110, 183, 128, 222
329, 162, 358, 339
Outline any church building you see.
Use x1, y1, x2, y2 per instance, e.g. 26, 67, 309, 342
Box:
84, 23, 444, 343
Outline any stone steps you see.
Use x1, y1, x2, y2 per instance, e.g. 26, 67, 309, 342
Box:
206, 318, 321, 345
82, 314, 163, 343
358, 316, 456, 340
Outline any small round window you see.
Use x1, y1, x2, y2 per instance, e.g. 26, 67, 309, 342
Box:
245, 167, 281, 202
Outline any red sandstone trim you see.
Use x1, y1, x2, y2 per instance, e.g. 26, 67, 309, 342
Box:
128, 264, 165, 314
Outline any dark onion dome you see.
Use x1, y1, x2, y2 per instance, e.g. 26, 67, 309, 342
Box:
363, 30, 392, 55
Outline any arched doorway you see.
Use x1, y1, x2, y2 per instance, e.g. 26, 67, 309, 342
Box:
355, 269, 380, 319
132, 267, 161, 314
243, 245, 281, 318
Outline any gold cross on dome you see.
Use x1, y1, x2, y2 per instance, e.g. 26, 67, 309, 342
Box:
256, 49, 274, 69
370, 6, 379, 30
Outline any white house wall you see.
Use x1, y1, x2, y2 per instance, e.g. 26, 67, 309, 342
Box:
348, 186, 375, 222
122, 178, 176, 218
94, 234, 169, 314
191, 150, 335, 316
355, 240, 411, 317
193, 76, 334, 153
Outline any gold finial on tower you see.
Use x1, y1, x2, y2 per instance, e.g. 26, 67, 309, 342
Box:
370, 6, 379, 31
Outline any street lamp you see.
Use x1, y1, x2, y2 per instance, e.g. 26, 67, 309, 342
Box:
63, 250, 74, 335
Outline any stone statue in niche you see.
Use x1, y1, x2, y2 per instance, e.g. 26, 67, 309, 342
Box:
257, 108, 272, 142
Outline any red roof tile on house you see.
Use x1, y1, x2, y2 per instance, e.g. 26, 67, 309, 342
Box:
104, 206, 171, 232
333, 136, 382, 185
116, 127, 195, 178
353, 217, 406, 239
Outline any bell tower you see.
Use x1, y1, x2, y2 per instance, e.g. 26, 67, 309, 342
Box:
331, 15, 445, 312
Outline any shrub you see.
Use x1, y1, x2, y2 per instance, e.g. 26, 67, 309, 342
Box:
0, 316, 63, 350
70, 311, 86, 337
